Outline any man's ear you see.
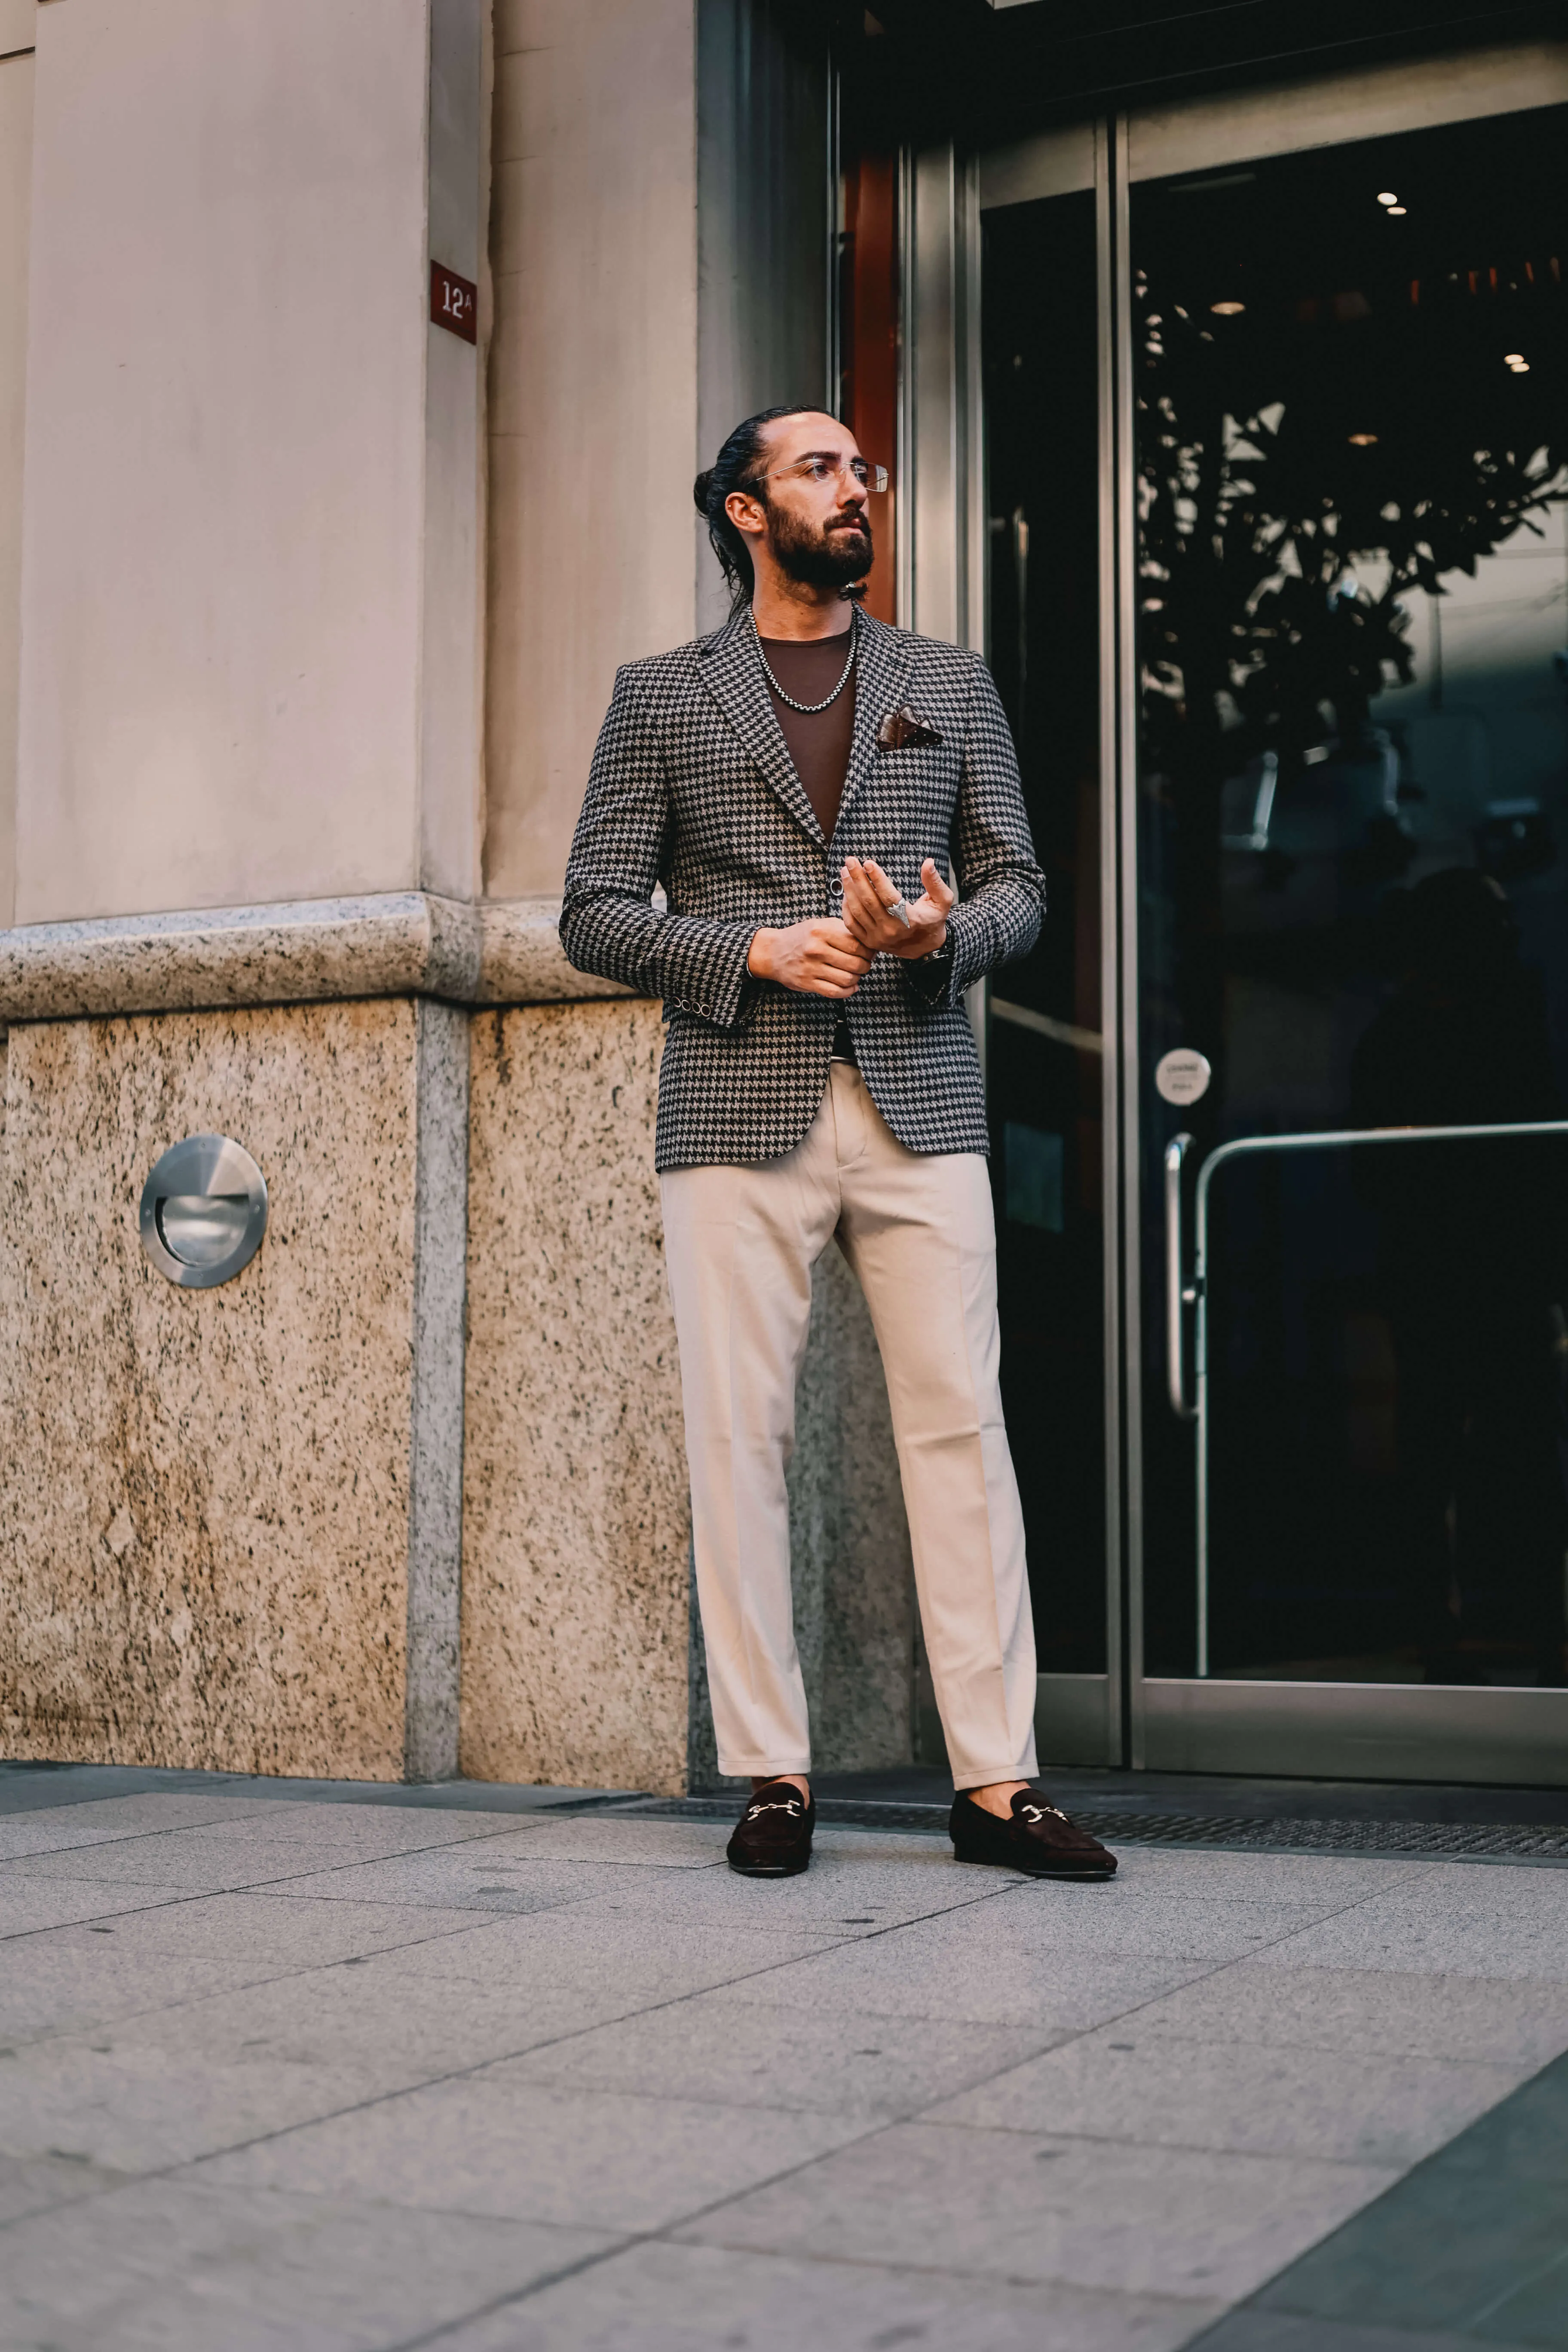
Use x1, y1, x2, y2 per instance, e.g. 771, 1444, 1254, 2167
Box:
724, 488, 767, 542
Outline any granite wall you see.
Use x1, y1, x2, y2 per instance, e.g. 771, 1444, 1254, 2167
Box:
0, 983, 921, 1793
0, 1001, 435, 1778
458, 997, 917, 1798
460, 998, 691, 1794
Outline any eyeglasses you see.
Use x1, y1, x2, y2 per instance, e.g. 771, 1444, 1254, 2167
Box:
763, 455, 889, 493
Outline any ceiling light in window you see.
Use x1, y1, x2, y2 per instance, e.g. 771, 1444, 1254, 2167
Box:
1348, 432, 1379, 446
1377, 191, 1398, 205
1387, 206, 1407, 217
1210, 299, 1245, 316
1510, 359, 1530, 372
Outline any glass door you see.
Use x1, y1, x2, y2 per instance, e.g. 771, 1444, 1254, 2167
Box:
975, 43, 1568, 1782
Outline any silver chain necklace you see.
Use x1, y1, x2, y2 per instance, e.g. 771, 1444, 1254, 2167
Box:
752, 609, 858, 714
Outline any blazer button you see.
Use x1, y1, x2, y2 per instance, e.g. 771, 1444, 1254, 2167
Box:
828, 875, 843, 899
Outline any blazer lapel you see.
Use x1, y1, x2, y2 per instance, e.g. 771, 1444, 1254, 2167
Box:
836, 612, 914, 833
697, 610, 824, 846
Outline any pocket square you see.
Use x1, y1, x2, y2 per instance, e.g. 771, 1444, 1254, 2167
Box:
877, 705, 943, 751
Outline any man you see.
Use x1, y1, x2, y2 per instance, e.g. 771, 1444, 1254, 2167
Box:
561, 404, 1115, 1884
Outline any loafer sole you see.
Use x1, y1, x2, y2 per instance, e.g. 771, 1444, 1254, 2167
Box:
727, 1854, 810, 1877
952, 1840, 1115, 1881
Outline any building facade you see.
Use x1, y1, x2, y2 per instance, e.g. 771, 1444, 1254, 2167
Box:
0, 0, 1565, 1795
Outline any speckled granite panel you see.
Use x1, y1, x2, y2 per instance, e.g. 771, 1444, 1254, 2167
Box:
0, 892, 630, 1023
405, 999, 470, 1783
475, 898, 631, 1004
461, 1001, 691, 1795
0, 1003, 421, 1777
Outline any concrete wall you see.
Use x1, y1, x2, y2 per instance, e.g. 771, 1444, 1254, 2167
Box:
484, 0, 701, 900
13, 0, 480, 924
0, 25, 31, 933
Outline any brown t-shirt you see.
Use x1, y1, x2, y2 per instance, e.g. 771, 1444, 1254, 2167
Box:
757, 626, 856, 839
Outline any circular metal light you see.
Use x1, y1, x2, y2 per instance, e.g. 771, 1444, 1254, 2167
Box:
139, 1134, 268, 1289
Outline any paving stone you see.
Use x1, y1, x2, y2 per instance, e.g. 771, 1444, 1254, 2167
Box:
925, 2030, 1524, 2165
0, 1792, 1549, 2349
1, 1811, 532, 1900
694, 1905, 1233, 2029
1256, 1864, 1568, 1981
452, 1816, 734, 1869
0, 1874, 187, 1940
0, 1794, 278, 1862
502, 1992, 1063, 2119
0, 2173, 617, 2351
0, 2145, 137, 2226
423, 2237, 1228, 2352
562, 1847, 1008, 1937
678, 2119, 1400, 2303
1083, 1850, 1439, 1904
202, 2075, 873, 2233
4, 1936, 769, 2175
980, 1888, 1368, 1961
360, 1901, 854, 1996
255, 1851, 643, 1914
1133, 1963, 1568, 2069
0, 1897, 485, 2043
44, 1888, 486, 1962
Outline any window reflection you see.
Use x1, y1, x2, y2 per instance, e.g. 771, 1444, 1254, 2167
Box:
1136, 104, 1568, 1685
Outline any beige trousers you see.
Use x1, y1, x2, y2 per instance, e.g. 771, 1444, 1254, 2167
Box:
660, 1064, 1038, 1789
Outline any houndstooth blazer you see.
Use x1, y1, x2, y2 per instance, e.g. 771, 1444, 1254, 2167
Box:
559, 606, 1046, 1171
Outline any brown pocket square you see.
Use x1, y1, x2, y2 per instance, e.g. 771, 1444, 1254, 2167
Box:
877, 705, 944, 750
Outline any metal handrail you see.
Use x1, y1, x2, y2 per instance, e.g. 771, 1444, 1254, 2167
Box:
1164, 1133, 1197, 1423
1174, 1117, 1568, 1678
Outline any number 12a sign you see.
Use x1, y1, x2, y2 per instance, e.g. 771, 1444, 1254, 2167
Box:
430, 261, 477, 344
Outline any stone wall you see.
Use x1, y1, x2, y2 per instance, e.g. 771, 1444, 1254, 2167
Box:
0, 1002, 430, 1777
460, 998, 692, 1794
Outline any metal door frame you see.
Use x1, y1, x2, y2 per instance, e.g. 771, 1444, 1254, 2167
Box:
910, 36, 1568, 1780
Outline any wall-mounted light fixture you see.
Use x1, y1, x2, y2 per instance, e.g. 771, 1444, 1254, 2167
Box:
139, 1135, 268, 1289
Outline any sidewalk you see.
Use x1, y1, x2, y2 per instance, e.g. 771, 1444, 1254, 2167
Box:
1, 1774, 1566, 2350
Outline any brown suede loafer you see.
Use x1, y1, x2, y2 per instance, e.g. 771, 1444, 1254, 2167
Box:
949, 1788, 1117, 1880
727, 1781, 815, 1877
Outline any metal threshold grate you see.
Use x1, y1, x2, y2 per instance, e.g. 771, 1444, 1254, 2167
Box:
618, 1795, 1568, 1860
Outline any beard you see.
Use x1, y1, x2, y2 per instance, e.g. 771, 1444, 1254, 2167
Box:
765, 500, 874, 592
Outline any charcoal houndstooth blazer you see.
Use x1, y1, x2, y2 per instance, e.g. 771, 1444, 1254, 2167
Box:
559, 606, 1046, 1171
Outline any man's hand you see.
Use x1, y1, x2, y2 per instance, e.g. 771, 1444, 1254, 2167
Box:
840, 857, 954, 962
747, 919, 872, 999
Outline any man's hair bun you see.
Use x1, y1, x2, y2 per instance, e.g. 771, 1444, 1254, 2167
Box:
695, 405, 820, 612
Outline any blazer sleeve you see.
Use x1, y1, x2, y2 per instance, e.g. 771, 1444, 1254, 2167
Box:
559, 663, 757, 1030
900, 652, 1046, 1010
